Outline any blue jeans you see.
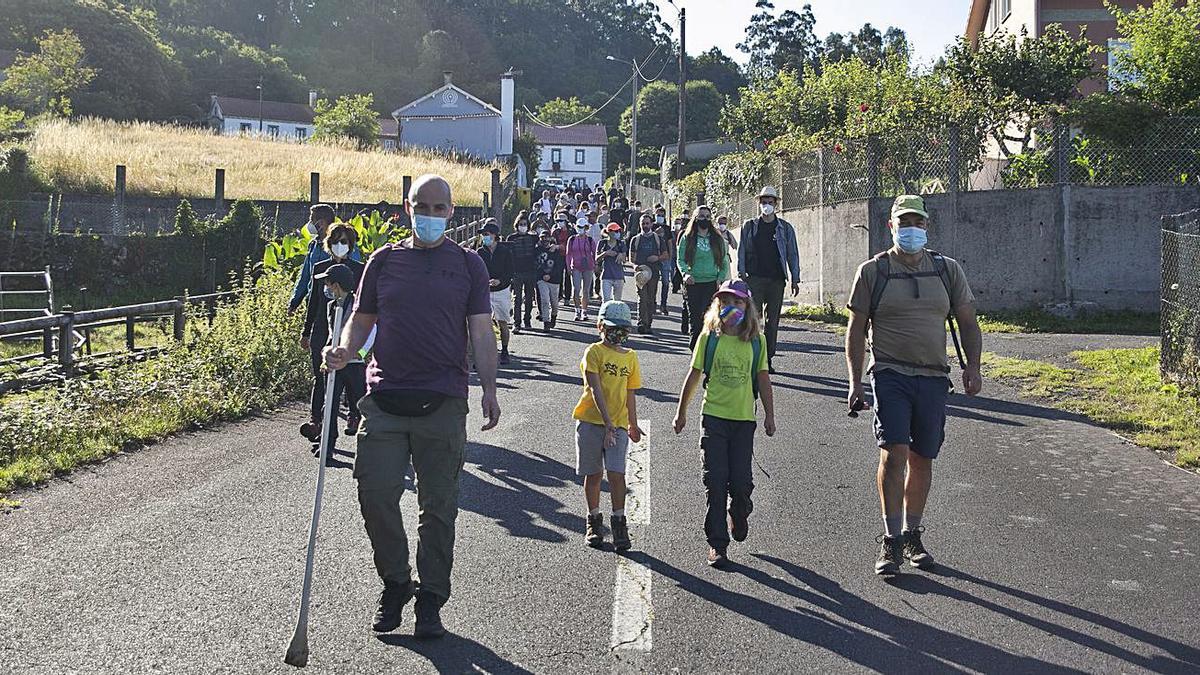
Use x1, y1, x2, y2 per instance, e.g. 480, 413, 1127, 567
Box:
660, 260, 674, 305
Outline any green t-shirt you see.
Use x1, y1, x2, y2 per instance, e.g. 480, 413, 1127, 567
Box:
690, 331, 768, 422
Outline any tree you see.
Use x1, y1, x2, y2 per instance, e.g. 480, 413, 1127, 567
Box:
166, 26, 309, 110
823, 25, 908, 66
512, 130, 541, 179
1108, 0, 1200, 112
689, 48, 747, 100
943, 25, 1098, 156
738, 1, 821, 81
535, 97, 597, 126
620, 80, 724, 164
0, 29, 96, 118
313, 94, 382, 150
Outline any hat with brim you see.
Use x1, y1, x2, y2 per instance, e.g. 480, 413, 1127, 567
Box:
890, 194, 929, 219
599, 300, 632, 327
314, 263, 355, 291
757, 186, 779, 200
713, 278, 752, 301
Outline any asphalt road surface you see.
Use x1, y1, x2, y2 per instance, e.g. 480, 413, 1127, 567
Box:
3, 300, 1198, 674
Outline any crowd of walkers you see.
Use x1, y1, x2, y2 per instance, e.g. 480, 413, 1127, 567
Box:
291, 174, 983, 640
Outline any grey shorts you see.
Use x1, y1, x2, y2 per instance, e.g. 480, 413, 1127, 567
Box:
575, 421, 629, 476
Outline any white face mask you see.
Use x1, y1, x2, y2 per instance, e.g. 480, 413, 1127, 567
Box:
305, 221, 319, 237
718, 223, 728, 232
760, 203, 776, 216
517, 225, 529, 233
331, 243, 350, 258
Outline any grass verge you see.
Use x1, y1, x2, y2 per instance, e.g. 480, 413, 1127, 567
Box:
0, 275, 309, 499
25, 118, 497, 205
982, 347, 1200, 470
783, 304, 1159, 336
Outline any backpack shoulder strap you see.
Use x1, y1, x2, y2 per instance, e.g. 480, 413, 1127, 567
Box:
926, 249, 953, 307
701, 331, 720, 389
865, 251, 891, 334
751, 334, 763, 399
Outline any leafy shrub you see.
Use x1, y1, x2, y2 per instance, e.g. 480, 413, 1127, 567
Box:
261, 209, 409, 275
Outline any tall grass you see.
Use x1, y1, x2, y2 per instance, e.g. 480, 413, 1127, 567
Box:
25, 118, 497, 205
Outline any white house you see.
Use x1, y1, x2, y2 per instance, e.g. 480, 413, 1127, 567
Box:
208, 91, 318, 141
522, 121, 607, 189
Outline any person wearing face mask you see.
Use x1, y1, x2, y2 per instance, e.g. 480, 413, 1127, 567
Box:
676, 206, 730, 349
506, 210, 539, 333
301, 223, 366, 439
566, 217, 597, 321
289, 204, 363, 314
587, 211, 604, 300
629, 212, 667, 334
845, 194, 983, 577
312, 262, 375, 462
535, 229, 566, 331
322, 174, 500, 639
716, 215, 738, 256
477, 221, 515, 365
553, 213, 573, 305
738, 187, 801, 374
596, 223, 628, 302
671, 279, 775, 569
652, 205, 673, 315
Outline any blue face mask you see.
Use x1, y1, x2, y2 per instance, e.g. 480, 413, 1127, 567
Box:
413, 214, 447, 243
481, 234, 495, 246
894, 226, 927, 254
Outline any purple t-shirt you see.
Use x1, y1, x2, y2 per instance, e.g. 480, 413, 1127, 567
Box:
355, 240, 491, 399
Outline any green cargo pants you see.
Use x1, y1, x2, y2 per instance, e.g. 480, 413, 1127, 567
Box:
354, 393, 468, 604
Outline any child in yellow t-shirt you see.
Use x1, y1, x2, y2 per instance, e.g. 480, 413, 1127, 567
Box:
573, 300, 645, 551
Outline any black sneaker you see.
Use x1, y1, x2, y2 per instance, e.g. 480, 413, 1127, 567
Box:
875, 534, 904, 576
585, 513, 605, 548
903, 526, 935, 569
707, 546, 729, 568
345, 414, 361, 436
611, 515, 631, 552
372, 579, 415, 632
499, 349, 511, 365
729, 512, 749, 542
299, 421, 321, 443
413, 592, 446, 639
513, 325, 522, 335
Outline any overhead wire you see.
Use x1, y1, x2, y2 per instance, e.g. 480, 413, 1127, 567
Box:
523, 43, 666, 129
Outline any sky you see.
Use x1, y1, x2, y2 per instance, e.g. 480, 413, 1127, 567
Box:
650, 0, 972, 68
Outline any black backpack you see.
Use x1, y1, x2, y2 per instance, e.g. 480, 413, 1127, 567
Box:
865, 249, 966, 371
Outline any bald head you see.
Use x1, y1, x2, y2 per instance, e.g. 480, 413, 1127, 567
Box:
407, 174, 454, 221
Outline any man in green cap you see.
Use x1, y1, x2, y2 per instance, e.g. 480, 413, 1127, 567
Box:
844, 194, 983, 576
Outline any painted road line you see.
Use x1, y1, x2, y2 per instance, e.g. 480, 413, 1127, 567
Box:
611, 419, 652, 652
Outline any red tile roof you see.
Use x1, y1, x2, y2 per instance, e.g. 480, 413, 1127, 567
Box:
524, 122, 608, 147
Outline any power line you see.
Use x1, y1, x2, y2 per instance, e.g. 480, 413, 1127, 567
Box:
522, 44, 661, 129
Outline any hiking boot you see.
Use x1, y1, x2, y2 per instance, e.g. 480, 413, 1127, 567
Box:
499, 349, 511, 365
413, 592, 446, 639
299, 421, 321, 443
611, 515, 632, 552
730, 512, 749, 542
707, 546, 729, 568
513, 325, 522, 335
660, 304, 669, 316
345, 414, 361, 436
585, 514, 605, 548
372, 579, 414, 632
903, 526, 935, 569
875, 534, 904, 576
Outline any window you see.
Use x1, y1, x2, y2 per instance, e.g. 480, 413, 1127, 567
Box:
999, 0, 1011, 22
239, 122, 252, 134
1107, 39, 1136, 91
296, 127, 308, 140
551, 148, 562, 164
267, 124, 280, 138
575, 149, 586, 164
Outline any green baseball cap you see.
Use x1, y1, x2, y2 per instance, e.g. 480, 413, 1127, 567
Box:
890, 194, 928, 219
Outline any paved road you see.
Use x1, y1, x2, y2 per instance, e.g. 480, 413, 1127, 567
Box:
2, 301, 1199, 674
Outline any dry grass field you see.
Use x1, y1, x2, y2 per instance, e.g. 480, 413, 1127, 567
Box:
25, 118, 497, 205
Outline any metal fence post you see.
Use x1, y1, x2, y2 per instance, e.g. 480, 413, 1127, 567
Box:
173, 297, 185, 341
310, 172, 320, 203
866, 135, 880, 198
490, 169, 502, 225
402, 175, 412, 201
113, 165, 127, 235
948, 124, 962, 193
58, 311, 74, 375
214, 168, 226, 215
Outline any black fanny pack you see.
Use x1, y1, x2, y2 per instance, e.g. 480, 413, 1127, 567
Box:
370, 389, 447, 417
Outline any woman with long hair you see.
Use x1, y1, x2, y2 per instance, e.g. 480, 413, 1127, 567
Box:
676, 205, 729, 348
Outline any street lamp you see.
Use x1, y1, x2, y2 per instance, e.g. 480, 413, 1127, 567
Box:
256, 78, 263, 133
607, 55, 639, 200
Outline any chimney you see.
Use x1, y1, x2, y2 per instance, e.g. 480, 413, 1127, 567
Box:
499, 71, 515, 155
308, 90, 318, 108
443, 71, 453, 86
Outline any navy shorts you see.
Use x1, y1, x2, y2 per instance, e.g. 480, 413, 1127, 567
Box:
870, 368, 950, 459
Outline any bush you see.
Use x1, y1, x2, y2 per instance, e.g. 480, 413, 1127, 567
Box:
0, 274, 308, 493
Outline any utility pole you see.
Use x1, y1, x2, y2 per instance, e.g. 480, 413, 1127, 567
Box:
676, 7, 687, 179
631, 63, 639, 200
256, 77, 264, 133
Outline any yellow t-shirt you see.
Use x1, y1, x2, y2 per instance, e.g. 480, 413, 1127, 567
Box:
572, 342, 642, 429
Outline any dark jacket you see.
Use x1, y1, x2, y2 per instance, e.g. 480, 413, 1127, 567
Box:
303, 256, 365, 339
738, 216, 800, 283
536, 244, 566, 282
477, 243, 514, 291
506, 232, 540, 277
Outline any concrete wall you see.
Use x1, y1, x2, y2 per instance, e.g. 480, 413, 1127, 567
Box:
774, 184, 1198, 312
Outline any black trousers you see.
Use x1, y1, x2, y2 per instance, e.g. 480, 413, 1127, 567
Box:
331, 362, 367, 419
560, 265, 572, 301
637, 276, 659, 329
746, 275, 786, 359
701, 414, 756, 549
308, 336, 328, 421
685, 280, 718, 349
512, 274, 537, 325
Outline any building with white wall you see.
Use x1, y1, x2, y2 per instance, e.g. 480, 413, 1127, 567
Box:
522, 122, 607, 189
208, 92, 317, 141
390, 71, 516, 161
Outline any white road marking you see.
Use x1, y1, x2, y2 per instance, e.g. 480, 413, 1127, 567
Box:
610, 419, 652, 652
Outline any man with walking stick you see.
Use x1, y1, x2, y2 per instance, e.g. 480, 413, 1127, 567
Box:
324, 174, 501, 639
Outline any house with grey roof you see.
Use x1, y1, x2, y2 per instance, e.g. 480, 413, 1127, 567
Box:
208, 91, 317, 141
390, 71, 516, 161
521, 121, 608, 189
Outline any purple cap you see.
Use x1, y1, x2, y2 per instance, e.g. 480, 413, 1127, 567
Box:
714, 278, 752, 301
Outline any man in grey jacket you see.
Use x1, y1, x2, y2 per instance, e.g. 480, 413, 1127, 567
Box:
737, 186, 800, 373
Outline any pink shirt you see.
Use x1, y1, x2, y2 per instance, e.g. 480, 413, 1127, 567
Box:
565, 234, 596, 272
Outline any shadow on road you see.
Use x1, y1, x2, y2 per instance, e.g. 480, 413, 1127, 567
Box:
376, 632, 534, 674
460, 443, 583, 543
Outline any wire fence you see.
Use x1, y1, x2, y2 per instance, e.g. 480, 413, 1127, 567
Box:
1161, 209, 1200, 390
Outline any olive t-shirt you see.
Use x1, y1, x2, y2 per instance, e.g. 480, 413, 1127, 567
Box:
846, 250, 975, 379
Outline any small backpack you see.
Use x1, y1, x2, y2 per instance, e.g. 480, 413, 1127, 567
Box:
701, 330, 764, 400
865, 249, 966, 371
